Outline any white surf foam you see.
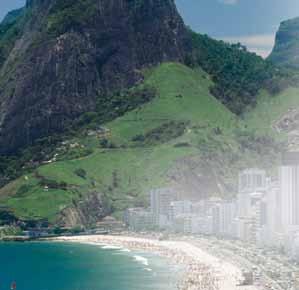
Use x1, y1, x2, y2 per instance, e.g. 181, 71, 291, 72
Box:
133, 255, 149, 266
120, 248, 131, 252
101, 245, 122, 250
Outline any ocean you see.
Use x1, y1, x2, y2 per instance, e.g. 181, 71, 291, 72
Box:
0, 242, 179, 290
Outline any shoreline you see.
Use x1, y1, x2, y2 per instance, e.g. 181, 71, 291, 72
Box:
52, 235, 258, 290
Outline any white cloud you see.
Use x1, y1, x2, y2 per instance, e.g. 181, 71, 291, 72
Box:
219, 34, 276, 58
218, 0, 239, 5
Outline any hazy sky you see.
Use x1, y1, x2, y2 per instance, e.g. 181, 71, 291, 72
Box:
176, 0, 299, 57
1, 0, 299, 57
0, 0, 24, 21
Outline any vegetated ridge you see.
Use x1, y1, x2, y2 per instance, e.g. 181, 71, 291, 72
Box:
0, 0, 298, 227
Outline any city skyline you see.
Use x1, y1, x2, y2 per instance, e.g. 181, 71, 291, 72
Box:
126, 155, 299, 262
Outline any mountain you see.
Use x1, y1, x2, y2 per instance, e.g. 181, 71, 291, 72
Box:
0, 8, 24, 26
0, 1, 297, 227
0, 0, 190, 154
0, 0, 283, 156
269, 17, 299, 68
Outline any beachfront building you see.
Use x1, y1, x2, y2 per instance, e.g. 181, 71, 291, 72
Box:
261, 181, 281, 246
123, 164, 299, 261
276, 152, 299, 256
250, 192, 268, 244
124, 208, 154, 231
191, 199, 215, 217
237, 191, 252, 218
123, 207, 137, 226
279, 152, 299, 229
235, 193, 258, 242
173, 214, 193, 233
172, 213, 214, 235
236, 216, 256, 242
239, 168, 267, 194
237, 169, 266, 218
191, 215, 212, 234
191, 200, 206, 216
218, 201, 237, 237
169, 200, 192, 222
211, 204, 221, 235
150, 188, 177, 228
235, 168, 268, 242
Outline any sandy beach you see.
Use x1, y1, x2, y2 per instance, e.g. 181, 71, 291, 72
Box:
53, 235, 258, 290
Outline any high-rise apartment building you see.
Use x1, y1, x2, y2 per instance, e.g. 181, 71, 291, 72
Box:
150, 188, 177, 227
239, 168, 267, 194
279, 152, 299, 228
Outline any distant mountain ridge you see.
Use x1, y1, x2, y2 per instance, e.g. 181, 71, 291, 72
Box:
269, 16, 299, 68
0, 8, 24, 26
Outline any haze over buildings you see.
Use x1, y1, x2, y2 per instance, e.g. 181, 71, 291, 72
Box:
125, 152, 299, 262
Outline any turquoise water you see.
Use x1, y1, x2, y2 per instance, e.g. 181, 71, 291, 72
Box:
0, 242, 178, 290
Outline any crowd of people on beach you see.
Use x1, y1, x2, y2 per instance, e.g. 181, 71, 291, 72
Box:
178, 264, 219, 290
54, 235, 249, 290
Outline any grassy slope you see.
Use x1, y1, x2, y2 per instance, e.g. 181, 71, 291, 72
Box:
2, 62, 294, 223
108, 64, 236, 143
1, 62, 293, 223
244, 87, 299, 136
0, 63, 239, 222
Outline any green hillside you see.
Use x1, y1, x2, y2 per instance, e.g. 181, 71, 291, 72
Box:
107, 63, 236, 143
244, 87, 299, 135
0, 63, 238, 222
0, 63, 285, 224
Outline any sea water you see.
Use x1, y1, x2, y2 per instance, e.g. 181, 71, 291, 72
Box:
0, 242, 179, 290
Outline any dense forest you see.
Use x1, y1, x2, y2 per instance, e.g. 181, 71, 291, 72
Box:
186, 31, 281, 114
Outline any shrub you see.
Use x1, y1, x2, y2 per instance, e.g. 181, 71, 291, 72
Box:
74, 168, 87, 179
99, 139, 117, 149
131, 121, 189, 146
16, 184, 33, 197
39, 178, 68, 190
174, 142, 191, 148
76, 112, 98, 127
70, 225, 83, 234
95, 85, 157, 124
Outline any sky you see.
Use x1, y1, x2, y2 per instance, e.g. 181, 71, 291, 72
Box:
176, 0, 299, 57
1, 0, 299, 57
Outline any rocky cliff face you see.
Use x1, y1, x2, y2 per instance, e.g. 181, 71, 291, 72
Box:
269, 17, 299, 68
59, 191, 109, 227
0, 0, 190, 154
